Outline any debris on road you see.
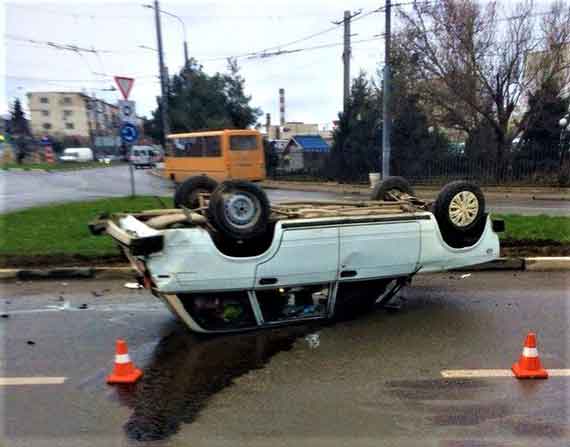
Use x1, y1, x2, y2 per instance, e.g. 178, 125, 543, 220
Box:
305, 333, 320, 349
124, 282, 143, 289
1, 313, 10, 318
78, 304, 89, 310
461, 273, 472, 279
26, 340, 35, 345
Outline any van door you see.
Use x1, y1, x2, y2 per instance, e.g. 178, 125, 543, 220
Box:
255, 226, 338, 288
339, 220, 421, 281
227, 134, 265, 181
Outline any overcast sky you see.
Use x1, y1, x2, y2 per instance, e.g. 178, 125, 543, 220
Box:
2, 0, 554, 128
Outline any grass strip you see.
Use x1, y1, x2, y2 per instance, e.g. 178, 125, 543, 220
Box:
1, 161, 119, 171
498, 214, 570, 243
0, 196, 173, 258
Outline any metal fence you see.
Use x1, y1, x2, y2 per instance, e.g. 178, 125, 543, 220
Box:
268, 145, 569, 186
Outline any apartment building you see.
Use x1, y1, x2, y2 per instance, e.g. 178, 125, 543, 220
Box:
27, 91, 120, 140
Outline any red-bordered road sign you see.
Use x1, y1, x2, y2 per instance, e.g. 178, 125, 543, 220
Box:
114, 76, 135, 100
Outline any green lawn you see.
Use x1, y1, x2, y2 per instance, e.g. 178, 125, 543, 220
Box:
0, 196, 173, 258
0, 198, 568, 260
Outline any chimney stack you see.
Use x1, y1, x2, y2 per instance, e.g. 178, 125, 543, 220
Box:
279, 88, 285, 126
265, 113, 271, 137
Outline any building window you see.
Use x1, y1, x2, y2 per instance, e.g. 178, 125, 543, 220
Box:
65, 123, 74, 130
63, 97, 72, 105
42, 123, 52, 130
40, 97, 49, 104
63, 110, 73, 118
41, 110, 49, 117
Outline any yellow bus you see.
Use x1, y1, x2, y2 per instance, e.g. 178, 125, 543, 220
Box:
164, 129, 266, 184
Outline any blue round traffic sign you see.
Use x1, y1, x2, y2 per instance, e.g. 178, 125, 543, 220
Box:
120, 123, 139, 144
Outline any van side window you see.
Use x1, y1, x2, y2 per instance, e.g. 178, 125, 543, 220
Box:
230, 135, 257, 151
173, 137, 221, 157
204, 136, 221, 157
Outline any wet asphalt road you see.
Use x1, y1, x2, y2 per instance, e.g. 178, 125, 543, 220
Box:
1, 272, 568, 446
1, 166, 569, 215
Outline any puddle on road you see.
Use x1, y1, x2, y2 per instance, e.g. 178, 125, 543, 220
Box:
112, 323, 318, 442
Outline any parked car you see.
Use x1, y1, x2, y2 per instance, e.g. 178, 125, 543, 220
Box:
129, 146, 155, 169
90, 177, 503, 334
60, 147, 94, 162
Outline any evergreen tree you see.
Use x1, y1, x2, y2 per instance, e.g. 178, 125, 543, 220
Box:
148, 58, 261, 141
9, 98, 29, 136
520, 79, 570, 161
330, 73, 382, 181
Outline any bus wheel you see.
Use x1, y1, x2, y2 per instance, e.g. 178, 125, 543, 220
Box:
174, 175, 218, 209
208, 180, 270, 241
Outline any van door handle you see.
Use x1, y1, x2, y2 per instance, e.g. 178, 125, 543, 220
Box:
259, 277, 278, 285
340, 270, 357, 278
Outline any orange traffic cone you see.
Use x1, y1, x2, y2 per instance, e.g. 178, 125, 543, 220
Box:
107, 339, 143, 384
512, 332, 548, 379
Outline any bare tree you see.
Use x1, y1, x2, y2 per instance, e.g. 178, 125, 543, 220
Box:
398, 0, 570, 178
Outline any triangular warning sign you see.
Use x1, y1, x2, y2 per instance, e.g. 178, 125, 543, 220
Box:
114, 76, 135, 99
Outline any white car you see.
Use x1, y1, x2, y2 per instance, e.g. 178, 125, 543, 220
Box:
91, 178, 502, 333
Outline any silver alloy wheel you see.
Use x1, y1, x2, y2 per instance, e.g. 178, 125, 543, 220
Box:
448, 191, 479, 227
224, 193, 259, 228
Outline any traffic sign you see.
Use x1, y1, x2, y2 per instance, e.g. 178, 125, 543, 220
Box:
120, 123, 139, 144
118, 100, 136, 123
114, 76, 135, 99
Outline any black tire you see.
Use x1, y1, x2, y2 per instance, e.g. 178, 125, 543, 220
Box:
174, 175, 218, 209
433, 181, 485, 234
371, 176, 415, 201
208, 180, 270, 241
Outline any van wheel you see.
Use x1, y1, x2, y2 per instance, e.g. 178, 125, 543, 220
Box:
371, 176, 415, 201
433, 181, 485, 233
174, 175, 218, 209
208, 180, 270, 241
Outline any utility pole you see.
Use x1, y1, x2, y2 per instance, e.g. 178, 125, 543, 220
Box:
153, 0, 170, 142
334, 10, 361, 113
382, 0, 392, 178
184, 41, 189, 66
343, 10, 351, 112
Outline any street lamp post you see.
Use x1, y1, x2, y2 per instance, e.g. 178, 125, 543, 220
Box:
559, 116, 569, 178
142, 4, 189, 65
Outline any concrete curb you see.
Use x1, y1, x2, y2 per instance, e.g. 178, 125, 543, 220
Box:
1, 257, 569, 281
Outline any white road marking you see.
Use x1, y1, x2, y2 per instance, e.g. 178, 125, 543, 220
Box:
441, 369, 570, 378
0, 377, 67, 386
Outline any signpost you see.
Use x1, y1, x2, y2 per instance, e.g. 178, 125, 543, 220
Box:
120, 122, 139, 144
114, 76, 135, 100
115, 76, 137, 196
118, 100, 136, 123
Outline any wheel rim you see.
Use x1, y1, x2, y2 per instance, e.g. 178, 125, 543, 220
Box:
448, 191, 479, 227
224, 192, 260, 228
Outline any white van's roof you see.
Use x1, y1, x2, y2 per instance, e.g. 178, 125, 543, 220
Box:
64, 147, 92, 152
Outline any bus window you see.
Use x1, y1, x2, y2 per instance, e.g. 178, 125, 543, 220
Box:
173, 136, 221, 157
204, 136, 221, 156
230, 135, 257, 151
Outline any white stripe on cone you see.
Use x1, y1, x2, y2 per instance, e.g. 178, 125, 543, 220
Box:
522, 347, 538, 357
115, 353, 131, 364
